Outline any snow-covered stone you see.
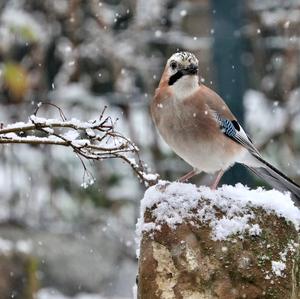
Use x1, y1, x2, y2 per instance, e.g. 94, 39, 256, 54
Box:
137, 181, 300, 243
137, 181, 300, 297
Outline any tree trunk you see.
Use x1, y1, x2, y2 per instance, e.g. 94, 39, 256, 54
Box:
137, 182, 300, 299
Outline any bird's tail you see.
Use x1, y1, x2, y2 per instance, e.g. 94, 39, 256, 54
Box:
245, 155, 300, 207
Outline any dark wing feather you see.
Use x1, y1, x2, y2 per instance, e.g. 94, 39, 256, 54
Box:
215, 114, 260, 157
216, 114, 300, 206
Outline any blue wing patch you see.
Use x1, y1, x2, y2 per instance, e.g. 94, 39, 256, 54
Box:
218, 117, 237, 138
216, 114, 260, 156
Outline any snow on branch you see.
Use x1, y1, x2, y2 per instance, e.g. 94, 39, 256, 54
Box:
0, 103, 159, 187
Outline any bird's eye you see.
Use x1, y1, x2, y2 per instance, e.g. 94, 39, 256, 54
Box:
170, 61, 177, 70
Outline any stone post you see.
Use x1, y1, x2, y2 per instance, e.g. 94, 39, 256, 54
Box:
137, 182, 300, 299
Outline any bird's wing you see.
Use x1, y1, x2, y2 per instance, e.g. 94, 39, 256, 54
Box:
215, 113, 261, 157
197, 85, 261, 157
197, 86, 300, 205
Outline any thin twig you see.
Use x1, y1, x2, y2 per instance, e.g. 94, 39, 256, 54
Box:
0, 104, 159, 187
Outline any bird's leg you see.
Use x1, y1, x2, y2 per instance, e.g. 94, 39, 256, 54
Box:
178, 169, 197, 182
210, 170, 225, 190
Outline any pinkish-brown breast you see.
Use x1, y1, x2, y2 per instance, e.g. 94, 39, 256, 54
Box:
150, 84, 244, 173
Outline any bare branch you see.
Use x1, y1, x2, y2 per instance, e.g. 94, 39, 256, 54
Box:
0, 103, 159, 187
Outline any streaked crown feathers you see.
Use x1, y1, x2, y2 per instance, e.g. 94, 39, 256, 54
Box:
168, 51, 198, 65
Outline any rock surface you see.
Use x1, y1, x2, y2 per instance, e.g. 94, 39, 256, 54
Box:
137, 182, 300, 299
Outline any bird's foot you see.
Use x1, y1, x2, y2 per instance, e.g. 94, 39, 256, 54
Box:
177, 170, 197, 182
210, 170, 225, 190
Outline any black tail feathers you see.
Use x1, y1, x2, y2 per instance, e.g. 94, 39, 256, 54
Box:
246, 156, 300, 207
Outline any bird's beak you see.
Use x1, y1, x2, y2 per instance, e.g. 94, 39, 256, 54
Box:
182, 64, 198, 75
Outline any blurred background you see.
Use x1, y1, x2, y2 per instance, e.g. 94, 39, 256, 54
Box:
1, 0, 300, 298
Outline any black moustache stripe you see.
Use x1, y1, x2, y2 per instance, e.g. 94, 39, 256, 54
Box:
168, 71, 184, 86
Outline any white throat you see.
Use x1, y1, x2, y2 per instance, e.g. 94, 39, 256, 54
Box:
171, 75, 199, 100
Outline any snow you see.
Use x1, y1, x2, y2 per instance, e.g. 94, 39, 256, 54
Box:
43, 127, 55, 134
0, 238, 13, 254
132, 284, 137, 299
63, 130, 80, 141
81, 178, 95, 189
271, 261, 286, 277
16, 240, 33, 254
211, 215, 255, 241
85, 128, 96, 138
141, 173, 159, 182
1, 8, 45, 42
71, 139, 90, 147
1, 113, 126, 147
244, 89, 288, 145
2, 133, 62, 143
266, 241, 299, 278
248, 224, 262, 236
221, 246, 228, 253
143, 173, 159, 180
29, 115, 101, 130
0, 238, 32, 254
136, 181, 300, 246
1, 115, 109, 145
5, 121, 28, 129
180, 10, 187, 17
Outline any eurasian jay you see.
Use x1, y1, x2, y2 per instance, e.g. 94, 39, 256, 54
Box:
151, 51, 300, 206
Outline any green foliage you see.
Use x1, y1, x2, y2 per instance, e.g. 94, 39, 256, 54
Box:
3, 62, 28, 100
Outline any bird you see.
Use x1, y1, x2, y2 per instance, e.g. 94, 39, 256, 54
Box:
151, 51, 300, 206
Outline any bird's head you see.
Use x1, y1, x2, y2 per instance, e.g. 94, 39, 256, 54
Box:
163, 51, 199, 99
